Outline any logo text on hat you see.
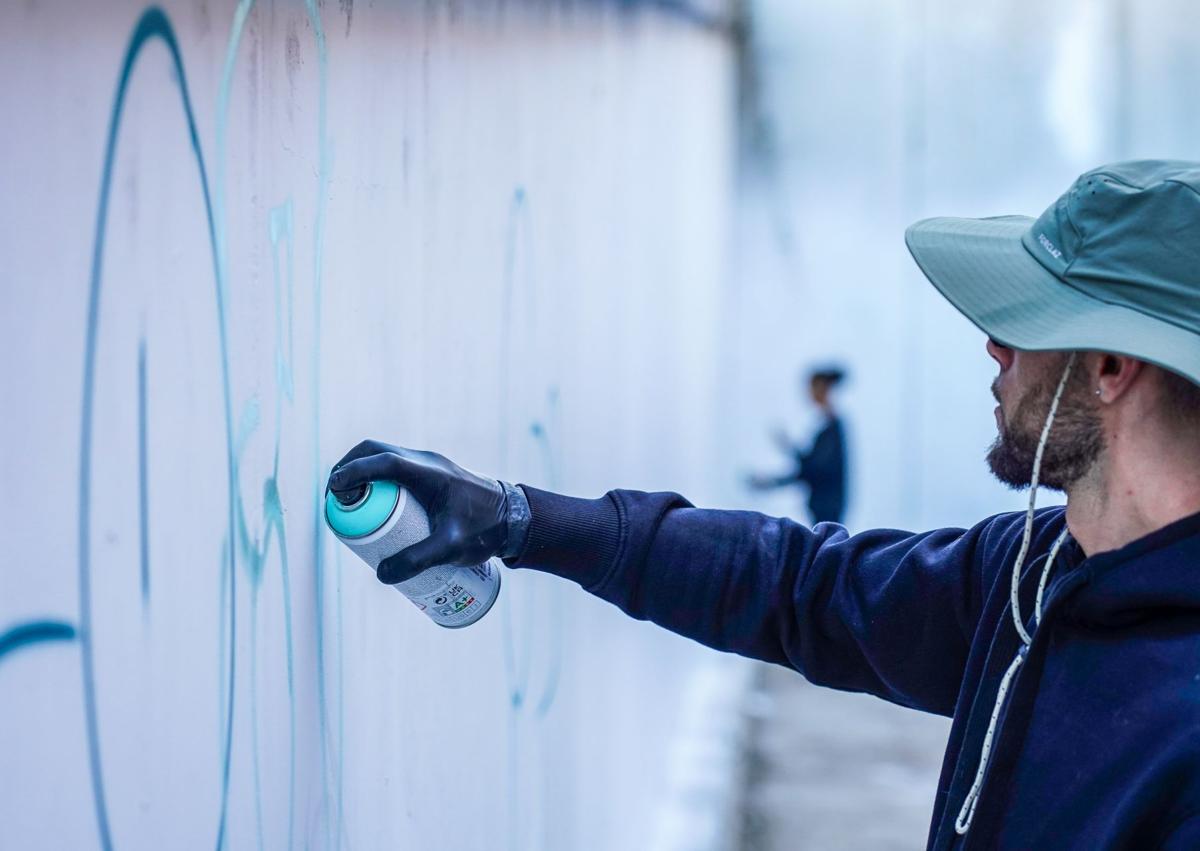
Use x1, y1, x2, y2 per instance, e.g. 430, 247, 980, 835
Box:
1037, 232, 1064, 260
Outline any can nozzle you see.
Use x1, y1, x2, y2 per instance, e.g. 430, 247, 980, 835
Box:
332, 483, 369, 508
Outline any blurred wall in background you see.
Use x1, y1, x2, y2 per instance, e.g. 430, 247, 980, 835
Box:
0, 2, 743, 848
732, 0, 1200, 533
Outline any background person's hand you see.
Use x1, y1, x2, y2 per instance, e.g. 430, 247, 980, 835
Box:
746, 472, 773, 491
770, 425, 793, 454
327, 441, 513, 584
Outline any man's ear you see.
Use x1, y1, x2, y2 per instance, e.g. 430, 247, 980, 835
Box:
1094, 353, 1144, 404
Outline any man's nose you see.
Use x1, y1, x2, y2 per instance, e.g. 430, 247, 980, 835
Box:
986, 338, 1014, 371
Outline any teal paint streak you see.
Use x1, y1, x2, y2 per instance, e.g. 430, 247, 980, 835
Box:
218, 534, 230, 745
498, 187, 533, 847
334, 546, 347, 851
501, 587, 533, 711
137, 339, 151, 607
499, 189, 563, 717
250, 601, 265, 851
301, 2, 341, 846
272, 481, 297, 851
270, 201, 296, 405
0, 621, 77, 664
497, 186, 531, 475
215, 1, 338, 843
497, 187, 569, 847
70, 4, 336, 848
530, 392, 565, 719
215, 4, 304, 846
77, 9, 237, 851
217, 3, 335, 843
232, 395, 297, 851
498, 186, 537, 715
268, 199, 298, 851
212, 0, 254, 318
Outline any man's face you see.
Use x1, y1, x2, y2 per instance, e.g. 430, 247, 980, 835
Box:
985, 341, 1104, 492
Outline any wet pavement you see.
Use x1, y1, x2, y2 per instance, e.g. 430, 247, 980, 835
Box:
740, 663, 951, 851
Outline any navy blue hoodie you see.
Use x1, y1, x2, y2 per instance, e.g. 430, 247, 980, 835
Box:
511, 487, 1200, 849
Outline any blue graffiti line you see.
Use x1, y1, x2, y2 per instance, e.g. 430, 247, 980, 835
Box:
215, 4, 309, 848
79, 8, 237, 850
137, 338, 151, 607
497, 186, 529, 477
248, 602, 264, 851
530, 390, 565, 719
218, 534, 231, 746
231, 197, 300, 849
496, 187, 571, 848
0, 621, 77, 665
497, 185, 530, 851
499, 186, 534, 711
215, 2, 336, 845
217, 2, 336, 844
498, 188, 564, 717
270, 201, 296, 407
297, 2, 342, 846
266, 198, 299, 851
334, 545, 346, 851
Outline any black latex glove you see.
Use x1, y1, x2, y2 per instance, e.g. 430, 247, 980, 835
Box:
327, 440, 522, 585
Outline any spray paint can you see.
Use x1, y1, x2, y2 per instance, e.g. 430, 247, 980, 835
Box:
324, 480, 501, 628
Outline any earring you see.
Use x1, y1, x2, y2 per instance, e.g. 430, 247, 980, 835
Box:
1095, 389, 1102, 397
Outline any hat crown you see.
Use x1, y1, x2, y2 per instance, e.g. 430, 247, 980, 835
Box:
1022, 160, 1200, 331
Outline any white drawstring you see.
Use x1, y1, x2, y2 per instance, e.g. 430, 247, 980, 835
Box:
1035, 529, 1071, 627
955, 354, 1077, 836
953, 647, 1025, 833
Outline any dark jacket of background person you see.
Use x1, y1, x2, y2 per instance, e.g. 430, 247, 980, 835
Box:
753, 367, 850, 525
510, 486, 1200, 851
786, 414, 846, 524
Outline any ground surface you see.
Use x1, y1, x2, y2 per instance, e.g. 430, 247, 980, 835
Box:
740, 663, 951, 851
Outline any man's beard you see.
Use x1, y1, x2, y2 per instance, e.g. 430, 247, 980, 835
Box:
986, 360, 1104, 492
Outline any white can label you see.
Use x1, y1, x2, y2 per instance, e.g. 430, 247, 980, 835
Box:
397, 561, 501, 628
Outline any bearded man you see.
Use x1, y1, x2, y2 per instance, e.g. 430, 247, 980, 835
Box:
330, 161, 1200, 849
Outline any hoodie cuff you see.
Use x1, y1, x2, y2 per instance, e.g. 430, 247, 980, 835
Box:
507, 485, 622, 589
499, 480, 532, 559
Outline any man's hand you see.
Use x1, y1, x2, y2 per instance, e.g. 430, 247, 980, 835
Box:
327, 441, 517, 585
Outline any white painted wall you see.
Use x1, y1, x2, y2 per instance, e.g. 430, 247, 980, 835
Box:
0, 2, 741, 849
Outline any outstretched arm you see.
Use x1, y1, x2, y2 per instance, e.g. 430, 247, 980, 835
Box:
513, 486, 989, 716
328, 441, 993, 718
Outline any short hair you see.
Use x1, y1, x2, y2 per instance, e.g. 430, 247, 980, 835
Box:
810, 367, 847, 387
1158, 367, 1200, 425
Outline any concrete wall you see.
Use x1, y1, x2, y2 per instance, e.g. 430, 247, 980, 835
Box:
0, 2, 741, 849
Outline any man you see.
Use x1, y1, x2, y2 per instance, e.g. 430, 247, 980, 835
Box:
329, 161, 1200, 848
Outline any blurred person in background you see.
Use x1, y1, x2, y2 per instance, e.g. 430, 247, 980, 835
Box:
747, 365, 848, 524
330, 161, 1200, 849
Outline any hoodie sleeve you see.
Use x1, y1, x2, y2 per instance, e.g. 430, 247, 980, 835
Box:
511, 486, 993, 717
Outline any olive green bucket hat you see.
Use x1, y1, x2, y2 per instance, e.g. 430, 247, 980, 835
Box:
905, 160, 1200, 385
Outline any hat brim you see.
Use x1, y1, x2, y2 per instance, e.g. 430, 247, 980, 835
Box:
905, 215, 1200, 385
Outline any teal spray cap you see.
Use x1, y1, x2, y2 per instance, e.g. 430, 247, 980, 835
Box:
324, 480, 401, 538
